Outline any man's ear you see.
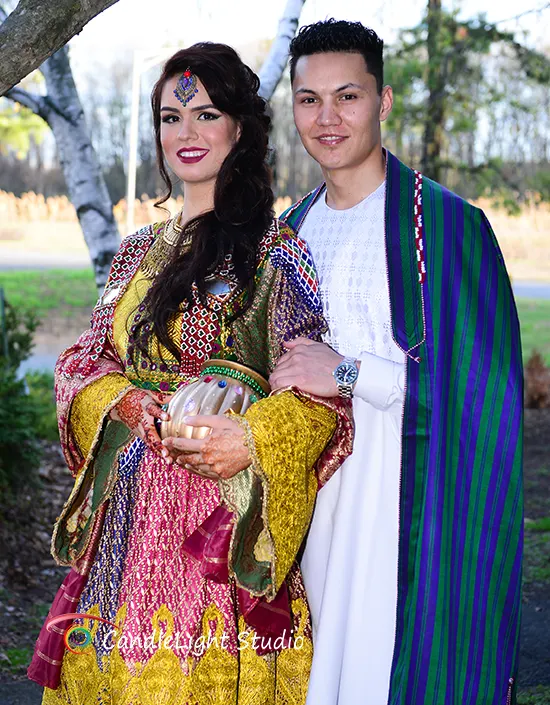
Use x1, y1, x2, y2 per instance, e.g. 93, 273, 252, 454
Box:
379, 85, 393, 123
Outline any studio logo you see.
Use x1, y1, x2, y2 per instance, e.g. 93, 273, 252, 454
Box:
46, 613, 120, 655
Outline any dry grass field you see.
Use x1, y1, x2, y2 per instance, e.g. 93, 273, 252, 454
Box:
0, 191, 548, 282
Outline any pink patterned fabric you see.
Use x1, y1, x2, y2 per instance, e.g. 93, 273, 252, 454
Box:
117, 450, 241, 665
183, 504, 293, 654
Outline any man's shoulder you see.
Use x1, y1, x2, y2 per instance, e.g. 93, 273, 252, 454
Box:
255, 218, 321, 309
387, 150, 482, 222
421, 174, 481, 219
279, 186, 323, 230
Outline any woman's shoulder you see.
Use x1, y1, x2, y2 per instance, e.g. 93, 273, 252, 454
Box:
111, 220, 168, 269
258, 217, 314, 265
121, 220, 165, 247
96, 221, 167, 305
257, 217, 321, 311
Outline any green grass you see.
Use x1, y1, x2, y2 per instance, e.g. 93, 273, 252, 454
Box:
24, 370, 58, 441
0, 268, 97, 318
523, 523, 550, 589
518, 686, 550, 704
529, 517, 550, 532
516, 299, 550, 365
3, 646, 33, 674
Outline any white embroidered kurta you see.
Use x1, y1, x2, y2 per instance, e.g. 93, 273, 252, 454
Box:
299, 181, 405, 705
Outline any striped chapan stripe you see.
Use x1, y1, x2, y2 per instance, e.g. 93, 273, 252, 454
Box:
387, 155, 523, 705
282, 150, 523, 705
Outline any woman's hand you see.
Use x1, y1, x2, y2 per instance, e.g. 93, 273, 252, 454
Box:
162, 415, 251, 480
110, 388, 172, 461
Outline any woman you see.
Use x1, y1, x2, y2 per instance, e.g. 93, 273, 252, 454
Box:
28, 44, 352, 704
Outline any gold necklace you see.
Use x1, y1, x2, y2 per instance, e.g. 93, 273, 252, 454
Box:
140, 212, 197, 280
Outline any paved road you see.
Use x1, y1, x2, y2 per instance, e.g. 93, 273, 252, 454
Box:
513, 282, 550, 300
0, 252, 91, 270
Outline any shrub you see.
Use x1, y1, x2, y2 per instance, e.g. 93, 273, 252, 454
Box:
0, 366, 42, 493
525, 351, 550, 409
0, 293, 42, 494
24, 370, 58, 442
0, 293, 39, 368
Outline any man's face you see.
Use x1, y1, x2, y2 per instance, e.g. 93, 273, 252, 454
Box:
292, 52, 392, 173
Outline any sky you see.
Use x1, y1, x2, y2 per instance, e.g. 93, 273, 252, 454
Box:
68, 0, 550, 82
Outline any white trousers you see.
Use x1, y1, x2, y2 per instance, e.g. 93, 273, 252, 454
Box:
301, 397, 402, 705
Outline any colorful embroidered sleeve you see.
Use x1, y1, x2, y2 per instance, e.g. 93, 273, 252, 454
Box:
266, 226, 355, 487
221, 391, 336, 599
70, 372, 132, 458
219, 224, 354, 599
53, 330, 136, 568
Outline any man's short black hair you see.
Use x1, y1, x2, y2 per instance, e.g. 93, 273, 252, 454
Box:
289, 19, 384, 95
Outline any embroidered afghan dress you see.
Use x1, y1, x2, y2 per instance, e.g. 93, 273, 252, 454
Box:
28, 217, 353, 705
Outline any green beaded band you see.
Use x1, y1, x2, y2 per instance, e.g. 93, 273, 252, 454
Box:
200, 364, 268, 399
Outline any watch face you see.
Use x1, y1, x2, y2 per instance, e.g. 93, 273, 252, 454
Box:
335, 362, 358, 385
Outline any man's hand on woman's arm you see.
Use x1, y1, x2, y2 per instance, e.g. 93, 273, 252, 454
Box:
269, 337, 347, 397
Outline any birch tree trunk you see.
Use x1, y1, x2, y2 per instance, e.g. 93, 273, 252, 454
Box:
0, 0, 120, 95
258, 0, 306, 100
8, 47, 120, 290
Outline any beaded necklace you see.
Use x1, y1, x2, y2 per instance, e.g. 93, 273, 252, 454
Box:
139, 212, 198, 280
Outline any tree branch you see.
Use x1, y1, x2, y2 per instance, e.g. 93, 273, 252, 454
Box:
494, 2, 550, 25
4, 85, 49, 122
0, 0, 120, 95
258, 0, 306, 101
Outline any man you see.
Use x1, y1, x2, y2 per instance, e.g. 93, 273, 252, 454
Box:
270, 19, 523, 705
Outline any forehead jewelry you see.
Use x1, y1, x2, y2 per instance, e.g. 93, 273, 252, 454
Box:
174, 68, 199, 107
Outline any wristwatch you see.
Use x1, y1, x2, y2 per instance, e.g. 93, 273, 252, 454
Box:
333, 356, 359, 398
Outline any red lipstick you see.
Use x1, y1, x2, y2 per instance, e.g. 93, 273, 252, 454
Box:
177, 148, 209, 164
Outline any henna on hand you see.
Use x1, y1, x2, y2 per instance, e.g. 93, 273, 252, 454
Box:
162, 415, 251, 479
114, 389, 148, 428
110, 388, 171, 460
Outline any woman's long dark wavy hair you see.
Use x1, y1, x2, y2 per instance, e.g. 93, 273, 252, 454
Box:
132, 43, 273, 365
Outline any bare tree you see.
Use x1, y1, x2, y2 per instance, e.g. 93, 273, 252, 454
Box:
5, 45, 120, 289
258, 0, 306, 100
0, 0, 120, 95
422, 0, 446, 183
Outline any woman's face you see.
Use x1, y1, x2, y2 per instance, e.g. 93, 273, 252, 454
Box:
160, 74, 241, 188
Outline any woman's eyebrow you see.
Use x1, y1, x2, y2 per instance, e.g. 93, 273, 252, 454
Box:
190, 103, 218, 112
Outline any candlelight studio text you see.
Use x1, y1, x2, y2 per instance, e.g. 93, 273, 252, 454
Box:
74, 628, 304, 657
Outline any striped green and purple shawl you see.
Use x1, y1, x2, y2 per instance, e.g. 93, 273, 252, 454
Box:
282, 150, 523, 705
